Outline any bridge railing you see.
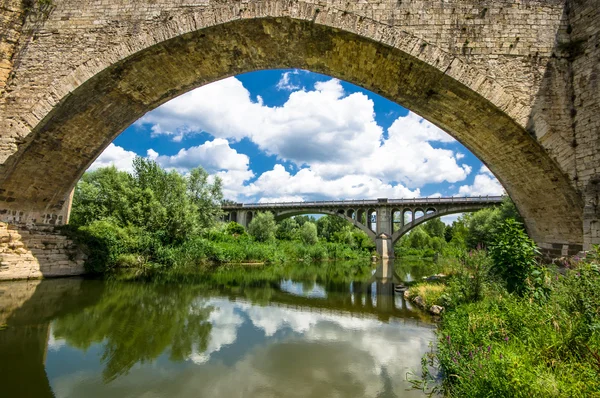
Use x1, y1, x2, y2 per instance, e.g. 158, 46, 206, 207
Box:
222, 195, 506, 209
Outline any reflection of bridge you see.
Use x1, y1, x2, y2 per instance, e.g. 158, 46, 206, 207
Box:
223, 196, 505, 258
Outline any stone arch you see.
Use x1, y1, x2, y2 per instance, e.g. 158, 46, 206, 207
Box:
273, 209, 376, 241
0, 13, 583, 249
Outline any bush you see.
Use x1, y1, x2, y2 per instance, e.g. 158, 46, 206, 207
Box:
248, 212, 277, 242
298, 222, 318, 245
225, 221, 246, 236
488, 219, 539, 295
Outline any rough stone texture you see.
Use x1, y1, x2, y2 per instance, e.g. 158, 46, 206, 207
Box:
0, 0, 25, 93
0, 0, 596, 266
569, 0, 600, 248
0, 222, 85, 280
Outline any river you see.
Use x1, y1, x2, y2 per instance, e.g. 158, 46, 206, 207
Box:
0, 259, 439, 397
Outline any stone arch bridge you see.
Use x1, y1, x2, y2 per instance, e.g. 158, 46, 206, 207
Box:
0, 0, 598, 279
223, 196, 504, 258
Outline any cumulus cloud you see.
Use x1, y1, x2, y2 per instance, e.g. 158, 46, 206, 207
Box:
242, 165, 420, 201
137, 77, 470, 188
148, 138, 250, 174
87, 74, 481, 202
88, 143, 137, 173
458, 165, 505, 196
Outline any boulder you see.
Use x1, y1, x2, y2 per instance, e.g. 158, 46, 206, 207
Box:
430, 305, 444, 315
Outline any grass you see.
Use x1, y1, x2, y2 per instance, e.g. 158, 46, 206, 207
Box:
407, 283, 447, 308
414, 253, 600, 397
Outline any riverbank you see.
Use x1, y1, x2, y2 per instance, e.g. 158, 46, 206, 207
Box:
405, 249, 600, 397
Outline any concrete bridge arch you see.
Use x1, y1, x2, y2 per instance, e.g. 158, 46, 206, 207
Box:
0, 0, 597, 262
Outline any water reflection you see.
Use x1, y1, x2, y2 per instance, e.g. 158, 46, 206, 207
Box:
0, 260, 436, 397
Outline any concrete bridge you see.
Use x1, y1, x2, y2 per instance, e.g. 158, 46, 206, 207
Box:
223, 196, 504, 258
0, 0, 598, 278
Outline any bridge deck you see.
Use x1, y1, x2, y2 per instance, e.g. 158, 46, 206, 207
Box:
222, 196, 505, 210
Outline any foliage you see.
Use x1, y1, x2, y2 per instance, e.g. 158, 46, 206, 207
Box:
224, 221, 246, 236
298, 221, 318, 245
248, 212, 277, 242
423, 217, 446, 239
276, 218, 298, 240
432, 259, 600, 397
488, 219, 539, 295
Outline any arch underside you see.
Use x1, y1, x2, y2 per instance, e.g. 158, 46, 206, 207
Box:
0, 17, 583, 246
391, 206, 492, 244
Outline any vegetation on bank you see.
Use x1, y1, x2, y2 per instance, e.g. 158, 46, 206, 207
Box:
64, 159, 375, 274
400, 202, 600, 397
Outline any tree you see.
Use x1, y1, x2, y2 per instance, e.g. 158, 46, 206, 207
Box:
187, 166, 224, 230
316, 215, 349, 241
70, 166, 135, 227
276, 218, 298, 240
423, 218, 446, 239
248, 212, 277, 242
298, 222, 318, 245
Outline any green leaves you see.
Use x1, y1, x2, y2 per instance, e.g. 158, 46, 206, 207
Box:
488, 219, 539, 295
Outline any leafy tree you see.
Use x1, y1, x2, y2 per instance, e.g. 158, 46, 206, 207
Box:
70, 166, 135, 227
298, 222, 319, 245
407, 226, 432, 249
317, 215, 349, 241
332, 225, 355, 247
248, 212, 277, 242
187, 166, 224, 230
276, 218, 298, 241
423, 218, 446, 239
294, 215, 317, 227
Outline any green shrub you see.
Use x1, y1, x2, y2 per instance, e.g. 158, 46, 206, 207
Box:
488, 219, 539, 295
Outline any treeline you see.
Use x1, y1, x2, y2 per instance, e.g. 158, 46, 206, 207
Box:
395, 197, 522, 258
65, 158, 374, 274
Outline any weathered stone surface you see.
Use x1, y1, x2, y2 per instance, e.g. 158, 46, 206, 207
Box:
0, 0, 596, 264
0, 222, 85, 280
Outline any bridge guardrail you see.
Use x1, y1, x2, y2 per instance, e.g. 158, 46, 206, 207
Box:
222, 195, 506, 209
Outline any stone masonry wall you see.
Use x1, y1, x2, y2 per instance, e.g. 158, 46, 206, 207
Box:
569, 0, 600, 247
0, 222, 85, 280
0, 0, 25, 93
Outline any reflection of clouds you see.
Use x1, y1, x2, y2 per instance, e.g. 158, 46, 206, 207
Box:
190, 299, 244, 364
48, 297, 435, 397
48, 324, 66, 351
279, 280, 327, 298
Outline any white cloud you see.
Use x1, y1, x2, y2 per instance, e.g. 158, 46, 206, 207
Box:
85, 75, 485, 202
137, 77, 471, 188
88, 143, 137, 173
276, 70, 301, 91
149, 138, 250, 174
458, 166, 505, 196
242, 164, 420, 201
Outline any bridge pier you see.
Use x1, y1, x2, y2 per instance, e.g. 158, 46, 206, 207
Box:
376, 233, 394, 259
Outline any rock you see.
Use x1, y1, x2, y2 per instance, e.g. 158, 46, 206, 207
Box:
403, 290, 410, 299
413, 295, 425, 309
430, 305, 444, 315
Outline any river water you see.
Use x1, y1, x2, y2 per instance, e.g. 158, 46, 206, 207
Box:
0, 260, 438, 398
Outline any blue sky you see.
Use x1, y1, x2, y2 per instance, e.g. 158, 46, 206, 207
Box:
92, 69, 504, 206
